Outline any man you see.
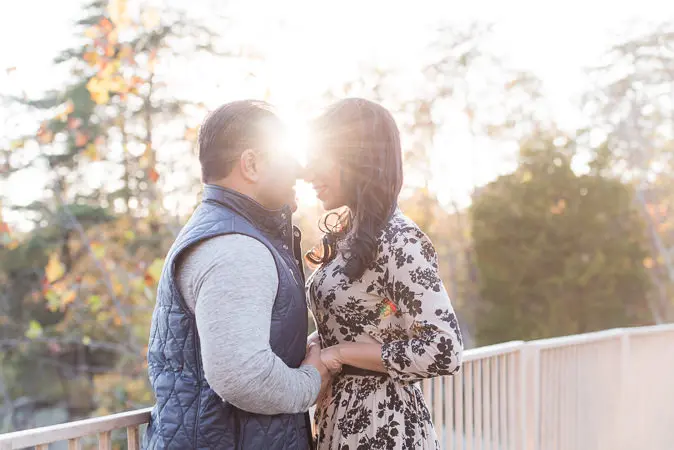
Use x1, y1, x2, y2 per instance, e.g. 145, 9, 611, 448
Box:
143, 100, 329, 449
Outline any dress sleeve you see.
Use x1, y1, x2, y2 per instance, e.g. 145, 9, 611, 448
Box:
379, 225, 463, 383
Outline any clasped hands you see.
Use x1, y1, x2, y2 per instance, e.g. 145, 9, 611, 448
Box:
306, 331, 342, 375
301, 331, 343, 399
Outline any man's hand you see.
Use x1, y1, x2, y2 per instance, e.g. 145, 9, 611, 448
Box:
320, 346, 343, 375
306, 331, 320, 352
302, 342, 330, 385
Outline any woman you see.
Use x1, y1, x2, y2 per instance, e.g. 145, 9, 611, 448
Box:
304, 98, 464, 450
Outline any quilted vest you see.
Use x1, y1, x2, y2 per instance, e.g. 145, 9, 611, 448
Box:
143, 185, 312, 450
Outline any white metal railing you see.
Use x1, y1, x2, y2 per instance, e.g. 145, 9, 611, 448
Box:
1, 324, 673, 450
420, 324, 674, 450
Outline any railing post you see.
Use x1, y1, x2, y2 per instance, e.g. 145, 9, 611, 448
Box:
619, 331, 631, 450
520, 344, 540, 450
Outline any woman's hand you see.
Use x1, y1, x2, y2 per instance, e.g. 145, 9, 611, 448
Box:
320, 346, 343, 375
306, 331, 320, 352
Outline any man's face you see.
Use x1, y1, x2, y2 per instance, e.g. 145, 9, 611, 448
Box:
255, 147, 301, 212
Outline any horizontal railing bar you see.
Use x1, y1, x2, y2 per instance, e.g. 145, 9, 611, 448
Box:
0, 407, 151, 449
527, 328, 625, 350
623, 323, 674, 336
529, 324, 674, 350
462, 341, 525, 362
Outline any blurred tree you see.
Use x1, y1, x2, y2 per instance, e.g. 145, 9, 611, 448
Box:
583, 21, 674, 322
0, 0, 233, 431
471, 132, 652, 345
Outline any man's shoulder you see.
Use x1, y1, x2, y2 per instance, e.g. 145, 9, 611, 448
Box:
189, 234, 272, 265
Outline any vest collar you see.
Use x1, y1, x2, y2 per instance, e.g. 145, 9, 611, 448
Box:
201, 184, 293, 241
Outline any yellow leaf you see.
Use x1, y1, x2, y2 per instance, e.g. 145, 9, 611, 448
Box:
84, 143, 99, 160
92, 90, 110, 105
91, 241, 105, 259
108, 0, 129, 26
45, 253, 65, 282
87, 295, 102, 312
55, 110, 69, 122
113, 278, 124, 296
62, 290, 77, 306
82, 336, 92, 345
64, 101, 74, 114
146, 258, 164, 283
25, 320, 43, 339
84, 25, 99, 40
45, 289, 60, 312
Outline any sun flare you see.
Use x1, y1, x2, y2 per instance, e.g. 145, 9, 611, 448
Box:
277, 107, 320, 207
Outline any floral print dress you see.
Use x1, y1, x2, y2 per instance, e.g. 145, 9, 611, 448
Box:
307, 209, 463, 450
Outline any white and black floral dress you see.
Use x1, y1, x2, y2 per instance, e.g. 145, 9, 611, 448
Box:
308, 209, 463, 450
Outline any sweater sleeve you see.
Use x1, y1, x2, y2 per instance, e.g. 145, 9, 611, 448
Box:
176, 234, 321, 415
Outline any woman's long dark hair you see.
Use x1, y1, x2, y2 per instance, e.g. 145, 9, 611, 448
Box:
306, 98, 403, 280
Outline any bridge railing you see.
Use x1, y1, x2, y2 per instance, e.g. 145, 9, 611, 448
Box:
420, 323, 674, 450
2, 324, 674, 450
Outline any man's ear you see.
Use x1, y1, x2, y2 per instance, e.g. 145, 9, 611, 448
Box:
239, 149, 259, 183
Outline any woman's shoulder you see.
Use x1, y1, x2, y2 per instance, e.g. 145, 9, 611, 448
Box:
379, 209, 433, 250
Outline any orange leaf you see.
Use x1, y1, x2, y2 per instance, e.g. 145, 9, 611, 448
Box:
75, 131, 89, 147
119, 44, 133, 60
83, 51, 98, 67
37, 123, 54, 145
643, 257, 655, 269
68, 117, 82, 130
184, 127, 197, 141
99, 18, 113, 31
5, 66, 16, 74
148, 168, 159, 183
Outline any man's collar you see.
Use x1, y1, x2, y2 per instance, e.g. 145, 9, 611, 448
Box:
201, 184, 293, 241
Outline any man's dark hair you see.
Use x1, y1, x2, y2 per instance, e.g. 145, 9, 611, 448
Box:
198, 100, 280, 183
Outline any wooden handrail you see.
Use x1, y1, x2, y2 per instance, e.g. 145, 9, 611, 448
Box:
0, 407, 151, 450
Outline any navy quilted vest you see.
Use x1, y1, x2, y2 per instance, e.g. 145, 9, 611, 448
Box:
143, 185, 312, 450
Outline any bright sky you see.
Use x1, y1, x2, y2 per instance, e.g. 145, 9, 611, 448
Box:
2, 0, 674, 220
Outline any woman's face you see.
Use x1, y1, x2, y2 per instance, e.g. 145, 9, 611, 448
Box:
305, 144, 347, 211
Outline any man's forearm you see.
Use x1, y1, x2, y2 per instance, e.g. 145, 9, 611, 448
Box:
208, 350, 321, 415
